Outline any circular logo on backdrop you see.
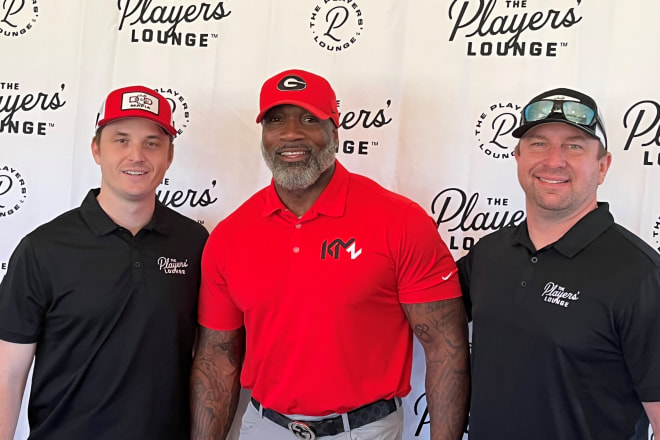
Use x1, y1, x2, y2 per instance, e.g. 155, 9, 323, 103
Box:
153, 87, 190, 137
652, 214, 660, 253
0, 0, 39, 37
473, 102, 522, 160
0, 165, 28, 218
309, 0, 364, 52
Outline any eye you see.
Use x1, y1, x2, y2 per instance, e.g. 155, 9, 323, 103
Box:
302, 114, 320, 123
263, 114, 282, 124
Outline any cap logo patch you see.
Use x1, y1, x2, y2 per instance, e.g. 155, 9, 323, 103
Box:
121, 92, 160, 115
277, 75, 307, 91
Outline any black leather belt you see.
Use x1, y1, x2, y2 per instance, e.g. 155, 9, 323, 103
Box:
251, 397, 399, 439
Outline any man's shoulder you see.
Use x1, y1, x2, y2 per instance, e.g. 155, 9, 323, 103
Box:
29, 206, 85, 237
212, 187, 269, 230
608, 223, 660, 267
158, 204, 209, 238
473, 224, 521, 248
347, 171, 416, 209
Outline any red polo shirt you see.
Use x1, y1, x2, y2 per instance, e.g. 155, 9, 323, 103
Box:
199, 161, 461, 415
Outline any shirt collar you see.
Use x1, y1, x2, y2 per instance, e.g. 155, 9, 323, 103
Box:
80, 188, 170, 236
262, 160, 349, 218
513, 202, 614, 257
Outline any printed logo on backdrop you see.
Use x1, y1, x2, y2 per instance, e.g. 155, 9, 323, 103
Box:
652, 215, 660, 254
623, 100, 660, 167
0, 82, 67, 136
117, 0, 231, 48
0, 165, 28, 219
411, 393, 470, 436
0, 0, 38, 37
309, 0, 364, 52
335, 99, 392, 156
154, 87, 190, 136
156, 177, 219, 226
474, 101, 522, 159
447, 0, 584, 57
432, 187, 524, 251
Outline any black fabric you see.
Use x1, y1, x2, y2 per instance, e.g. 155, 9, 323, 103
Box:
0, 189, 209, 440
252, 397, 398, 436
458, 203, 660, 440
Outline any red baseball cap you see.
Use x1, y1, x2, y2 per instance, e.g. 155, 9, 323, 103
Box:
95, 85, 177, 136
256, 69, 339, 127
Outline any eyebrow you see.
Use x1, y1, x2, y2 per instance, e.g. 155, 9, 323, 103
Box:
110, 131, 165, 139
525, 134, 590, 142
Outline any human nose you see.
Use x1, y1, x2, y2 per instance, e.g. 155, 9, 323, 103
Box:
127, 143, 146, 161
543, 144, 566, 167
279, 118, 304, 141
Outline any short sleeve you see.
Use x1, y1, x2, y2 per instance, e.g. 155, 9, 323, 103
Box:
0, 236, 48, 343
620, 267, 660, 402
396, 203, 462, 304
197, 229, 244, 330
456, 252, 474, 321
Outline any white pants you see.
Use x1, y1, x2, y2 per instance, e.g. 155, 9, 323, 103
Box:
238, 400, 404, 440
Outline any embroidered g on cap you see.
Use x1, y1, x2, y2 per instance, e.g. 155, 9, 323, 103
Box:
256, 69, 340, 127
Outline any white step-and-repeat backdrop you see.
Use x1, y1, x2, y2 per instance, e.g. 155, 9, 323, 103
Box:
2, 1, 658, 439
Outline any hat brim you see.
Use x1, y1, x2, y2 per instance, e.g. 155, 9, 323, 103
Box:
255, 99, 338, 127
512, 119, 599, 142
98, 112, 177, 137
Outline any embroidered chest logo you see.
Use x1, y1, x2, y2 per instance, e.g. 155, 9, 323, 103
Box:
320, 237, 362, 260
541, 281, 580, 308
157, 256, 189, 275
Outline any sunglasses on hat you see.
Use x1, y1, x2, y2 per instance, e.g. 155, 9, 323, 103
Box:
523, 99, 596, 127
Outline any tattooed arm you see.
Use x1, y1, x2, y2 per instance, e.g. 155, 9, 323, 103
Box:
402, 298, 470, 440
190, 326, 245, 440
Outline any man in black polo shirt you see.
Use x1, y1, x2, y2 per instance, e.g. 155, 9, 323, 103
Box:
0, 86, 208, 440
458, 88, 660, 439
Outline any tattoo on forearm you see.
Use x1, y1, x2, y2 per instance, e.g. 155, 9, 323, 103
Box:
403, 299, 470, 440
414, 323, 432, 343
190, 327, 244, 440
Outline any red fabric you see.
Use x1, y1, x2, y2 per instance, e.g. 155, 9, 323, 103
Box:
198, 161, 461, 415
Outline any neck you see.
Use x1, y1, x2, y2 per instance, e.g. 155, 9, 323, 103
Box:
525, 202, 597, 250
274, 163, 335, 217
96, 191, 156, 236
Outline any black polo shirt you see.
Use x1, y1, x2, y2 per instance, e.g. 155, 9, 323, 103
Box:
458, 203, 660, 440
0, 189, 208, 440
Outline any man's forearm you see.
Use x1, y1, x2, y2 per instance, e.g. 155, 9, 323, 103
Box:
190, 327, 244, 440
0, 340, 35, 440
425, 344, 470, 440
0, 385, 22, 440
404, 298, 470, 440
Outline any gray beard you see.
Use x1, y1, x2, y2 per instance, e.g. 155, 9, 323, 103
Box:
261, 140, 337, 191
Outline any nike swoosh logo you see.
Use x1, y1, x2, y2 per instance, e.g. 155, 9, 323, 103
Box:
442, 270, 457, 281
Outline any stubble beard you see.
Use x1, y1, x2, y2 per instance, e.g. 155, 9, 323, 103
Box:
261, 140, 337, 191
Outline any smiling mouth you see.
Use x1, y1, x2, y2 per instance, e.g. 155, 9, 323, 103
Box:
279, 151, 308, 157
538, 177, 568, 184
124, 170, 147, 176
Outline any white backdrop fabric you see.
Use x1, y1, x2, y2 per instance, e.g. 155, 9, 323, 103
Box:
1, 1, 658, 439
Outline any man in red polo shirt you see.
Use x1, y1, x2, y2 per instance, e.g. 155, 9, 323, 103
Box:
190, 69, 469, 440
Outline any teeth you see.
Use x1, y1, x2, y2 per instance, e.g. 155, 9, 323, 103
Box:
539, 177, 566, 184
280, 151, 306, 156
125, 171, 146, 175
